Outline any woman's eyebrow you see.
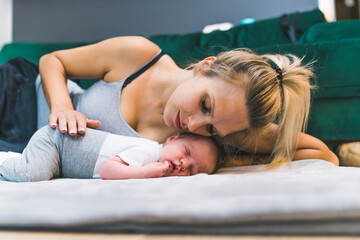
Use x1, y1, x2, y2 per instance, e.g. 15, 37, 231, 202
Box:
210, 93, 215, 118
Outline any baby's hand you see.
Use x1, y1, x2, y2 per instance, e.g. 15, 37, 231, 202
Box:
144, 161, 170, 178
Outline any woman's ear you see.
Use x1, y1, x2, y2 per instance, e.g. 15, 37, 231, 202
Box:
197, 57, 216, 73
204, 56, 216, 61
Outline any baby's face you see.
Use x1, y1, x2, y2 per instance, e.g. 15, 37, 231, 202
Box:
158, 134, 217, 176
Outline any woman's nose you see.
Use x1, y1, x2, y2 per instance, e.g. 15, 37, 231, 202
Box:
187, 115, 207, 133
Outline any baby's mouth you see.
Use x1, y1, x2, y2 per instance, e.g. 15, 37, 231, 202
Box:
168, 161, 176, 173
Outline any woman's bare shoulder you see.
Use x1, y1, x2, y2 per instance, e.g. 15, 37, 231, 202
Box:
99, 36, 161, 68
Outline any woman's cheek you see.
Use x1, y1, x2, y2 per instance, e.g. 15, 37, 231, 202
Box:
163, 104, 176, 128
163, 111, 172, 127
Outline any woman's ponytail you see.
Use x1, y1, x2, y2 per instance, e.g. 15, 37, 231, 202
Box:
261, 54, 315, 168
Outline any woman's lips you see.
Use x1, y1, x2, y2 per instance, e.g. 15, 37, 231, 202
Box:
175, 112, 182, 130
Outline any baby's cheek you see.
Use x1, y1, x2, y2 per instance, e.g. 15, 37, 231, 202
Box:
178, 171, 190, 177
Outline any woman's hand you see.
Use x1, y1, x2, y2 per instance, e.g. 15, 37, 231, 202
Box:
48, 109, 101, 136
143, 161, 170, 178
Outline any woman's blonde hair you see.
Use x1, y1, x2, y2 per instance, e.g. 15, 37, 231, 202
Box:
197, 49, 315, 168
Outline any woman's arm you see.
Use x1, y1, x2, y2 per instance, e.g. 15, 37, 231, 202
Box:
39, 36, 160, 135
292, 132, 339, 165
99, 156, 170, 180
223, 124, 339, 166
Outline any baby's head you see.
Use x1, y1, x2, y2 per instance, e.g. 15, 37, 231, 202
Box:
159, 133, 219, 176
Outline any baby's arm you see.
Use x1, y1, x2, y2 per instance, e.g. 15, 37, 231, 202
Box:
99, 156, 169, 180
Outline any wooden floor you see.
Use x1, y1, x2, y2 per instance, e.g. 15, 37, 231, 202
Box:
1, 232, 359, 240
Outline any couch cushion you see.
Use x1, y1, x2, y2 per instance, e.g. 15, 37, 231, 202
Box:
300, 20, 360, 43
149, 9, 326, 67
0, 42, 95, 89
254, 38, 360, 98
0, 42, 90, 65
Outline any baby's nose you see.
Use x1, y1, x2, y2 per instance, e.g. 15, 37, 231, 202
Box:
180, 158, 190, 170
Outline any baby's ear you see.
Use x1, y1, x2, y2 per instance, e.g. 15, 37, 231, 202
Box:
166, 132, 181, 143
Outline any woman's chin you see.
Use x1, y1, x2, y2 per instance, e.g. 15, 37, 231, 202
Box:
163, 115, 175, 129
162, 113, 171, 127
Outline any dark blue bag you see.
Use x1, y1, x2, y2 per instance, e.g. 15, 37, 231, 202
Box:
0, 57, 39, 152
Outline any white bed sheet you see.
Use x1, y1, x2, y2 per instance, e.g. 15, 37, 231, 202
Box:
1, 159, 360, 234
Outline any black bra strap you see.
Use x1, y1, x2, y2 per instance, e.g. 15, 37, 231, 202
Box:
122, 50, 165, 89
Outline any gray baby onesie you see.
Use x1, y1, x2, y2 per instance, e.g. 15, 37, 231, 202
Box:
0, 126, 161, 182
0, 126, 108, 182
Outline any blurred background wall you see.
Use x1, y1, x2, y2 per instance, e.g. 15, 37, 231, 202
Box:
10, 0, 319, 43
0, 0, 12, 48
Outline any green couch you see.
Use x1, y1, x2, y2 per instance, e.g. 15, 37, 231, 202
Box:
1, 9, 357, 143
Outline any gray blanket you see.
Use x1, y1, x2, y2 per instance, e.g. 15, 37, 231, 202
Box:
1, 159, 360, 235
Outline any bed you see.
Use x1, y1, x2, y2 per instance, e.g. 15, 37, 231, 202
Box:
1, 159, 360, 235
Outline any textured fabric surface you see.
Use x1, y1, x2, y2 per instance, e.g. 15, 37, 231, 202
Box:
339, 142, 360, 167
300, 20, 360, 43
0, 57, 39, 152
1, 160, 360, 234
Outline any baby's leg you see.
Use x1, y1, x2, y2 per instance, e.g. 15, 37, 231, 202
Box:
0, 126, 62, 182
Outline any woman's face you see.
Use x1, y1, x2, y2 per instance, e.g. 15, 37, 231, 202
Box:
163, 74, 249, 137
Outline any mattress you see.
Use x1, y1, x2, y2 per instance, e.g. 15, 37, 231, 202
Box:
1, 159, 360, 235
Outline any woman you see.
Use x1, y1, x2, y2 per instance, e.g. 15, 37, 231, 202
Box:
7, 36, 340, 167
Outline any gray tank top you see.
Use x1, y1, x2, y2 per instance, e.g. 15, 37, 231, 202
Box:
72, 78, 141, 137
36, 49, 164, 138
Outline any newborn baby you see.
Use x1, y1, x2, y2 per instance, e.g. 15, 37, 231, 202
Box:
0, 126, 219, 182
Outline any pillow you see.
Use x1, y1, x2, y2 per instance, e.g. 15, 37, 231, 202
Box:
300, 20, 360, 43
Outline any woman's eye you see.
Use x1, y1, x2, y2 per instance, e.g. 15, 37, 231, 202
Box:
201, 97, 210, 114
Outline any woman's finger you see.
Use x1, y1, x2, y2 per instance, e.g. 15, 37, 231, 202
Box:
76, 113, 88, 134
48, 113, 58, 129
66, 112, 78, 136
57, 112, 68, 133
86, 119, 101, 129
48, 110, 95, 135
